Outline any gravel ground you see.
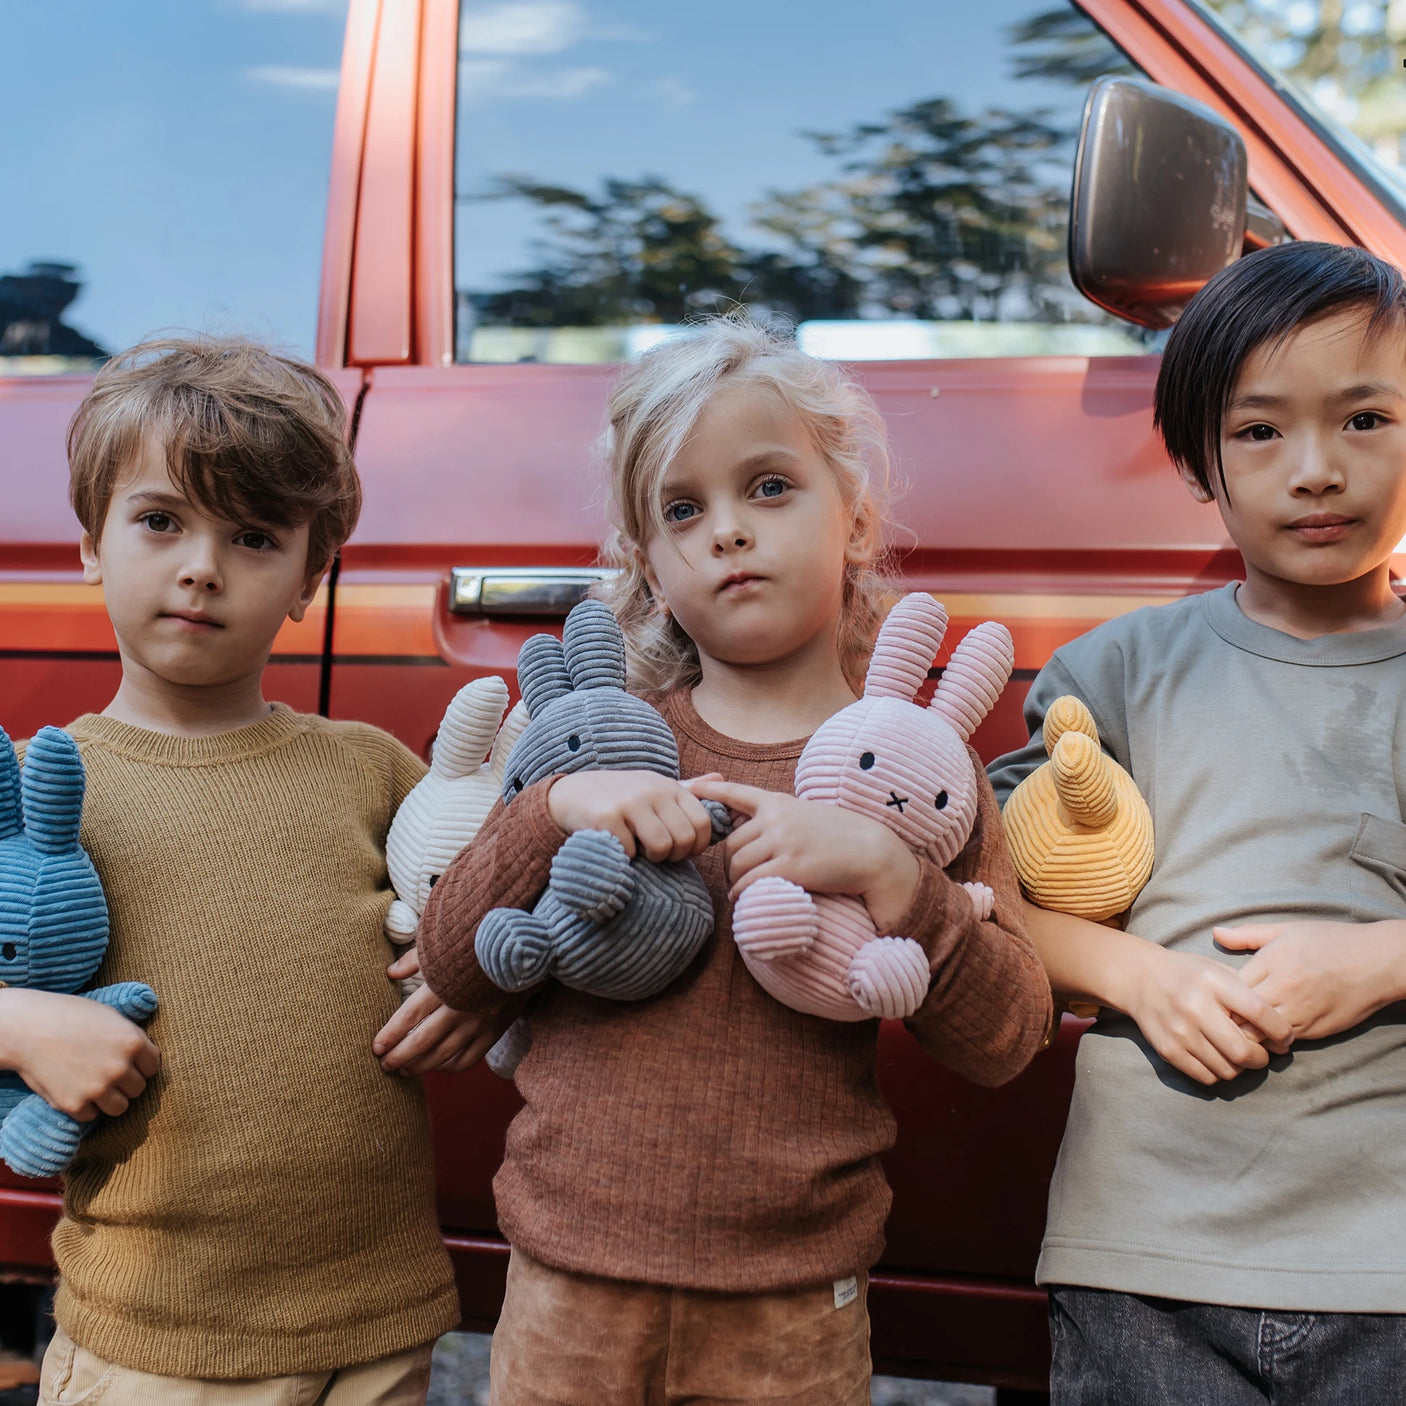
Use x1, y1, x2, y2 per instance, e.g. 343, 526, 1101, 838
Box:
427, 1331, 996, 1405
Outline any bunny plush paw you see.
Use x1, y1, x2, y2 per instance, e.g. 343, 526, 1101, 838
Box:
732, 877, 819, 960
848, 937, 931, 1020
0, 1095, 84, 1178
550, 830, 636, 924
962, 881, 995, 921
476, 910, 555, 991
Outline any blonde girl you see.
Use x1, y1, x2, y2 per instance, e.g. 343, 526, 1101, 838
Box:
416, 314, 1052, 1406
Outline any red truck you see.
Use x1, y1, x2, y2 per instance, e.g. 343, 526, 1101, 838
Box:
3, 0, 1404, 1394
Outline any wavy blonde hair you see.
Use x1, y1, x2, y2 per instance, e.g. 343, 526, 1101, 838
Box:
597, 314, 893, 696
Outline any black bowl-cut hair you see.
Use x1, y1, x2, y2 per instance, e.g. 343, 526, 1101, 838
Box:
1154, 242, 1406, 498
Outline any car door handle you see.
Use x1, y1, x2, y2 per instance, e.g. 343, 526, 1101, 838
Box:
448, 567, 617, 617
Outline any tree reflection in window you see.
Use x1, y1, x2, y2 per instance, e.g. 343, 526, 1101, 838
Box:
456, 4, 1150, 360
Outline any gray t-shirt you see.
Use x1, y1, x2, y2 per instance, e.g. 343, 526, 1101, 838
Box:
988, 583, 1406, 1311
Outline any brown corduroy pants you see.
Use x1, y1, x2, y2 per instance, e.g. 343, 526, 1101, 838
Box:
489, 1247, 872, 1405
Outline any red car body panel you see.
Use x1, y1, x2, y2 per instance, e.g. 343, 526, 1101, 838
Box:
3, 0, 1404, 1388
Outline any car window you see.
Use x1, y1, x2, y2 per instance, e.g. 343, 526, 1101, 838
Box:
0, 3, 345, 376
453, 0, 1157, 363
1199, 0, 1406, 227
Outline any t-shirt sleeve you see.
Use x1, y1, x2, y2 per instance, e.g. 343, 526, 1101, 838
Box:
417, 777, 566, 1014
985, 637, 1132, 808
898, 756, 1054, 1084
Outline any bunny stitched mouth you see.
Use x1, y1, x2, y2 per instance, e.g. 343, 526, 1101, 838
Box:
885, 792, 908, 814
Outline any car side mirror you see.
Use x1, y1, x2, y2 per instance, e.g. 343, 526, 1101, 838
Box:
1069, 77, 1284, 329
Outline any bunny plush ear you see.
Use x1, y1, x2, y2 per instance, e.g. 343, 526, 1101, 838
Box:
518, 633, 572, 716
432, 676, 510, 780
489, 699, 531, 783
19, 726, 86, 855
929, 621, 1014, 742
562, 599, 626, 692
0, 728, 21, 844
864, 593, 949, 702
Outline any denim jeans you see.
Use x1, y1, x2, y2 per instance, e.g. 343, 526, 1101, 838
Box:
1049, 1285, 1406, 1406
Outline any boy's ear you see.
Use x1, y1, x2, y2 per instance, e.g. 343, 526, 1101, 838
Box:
1178, 460, 1216, 504
79, 531, 102, 585
287, 563, 325, 623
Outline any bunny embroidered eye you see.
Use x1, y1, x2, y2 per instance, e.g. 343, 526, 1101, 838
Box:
935, 791, 949, 810
429, 874, 440, 888
859, 752, 875, 770
510, 775, 524, 794
1, 943, 15, 960
568, 735, 581, 752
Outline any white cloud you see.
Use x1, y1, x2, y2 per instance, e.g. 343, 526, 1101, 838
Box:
459, 58, 609, 100
240, 0, 348, 11
460, 0, 585, 55
246, 64, 341, 90
651, 77, 695, 108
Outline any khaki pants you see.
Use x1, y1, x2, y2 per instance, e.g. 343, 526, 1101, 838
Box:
39, 1325, 434, 1406
489, 1247, 871, 1406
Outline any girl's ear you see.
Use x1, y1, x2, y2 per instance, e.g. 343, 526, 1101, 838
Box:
864, 593, 948, 702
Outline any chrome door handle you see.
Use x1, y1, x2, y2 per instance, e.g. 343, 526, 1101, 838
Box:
449, 566, 617, 617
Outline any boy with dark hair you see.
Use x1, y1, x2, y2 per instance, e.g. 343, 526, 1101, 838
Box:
989, 242, 1406, 1404
0, 336, 489, 1405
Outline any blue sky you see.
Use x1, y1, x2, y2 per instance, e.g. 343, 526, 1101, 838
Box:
3, 0, 1125, 359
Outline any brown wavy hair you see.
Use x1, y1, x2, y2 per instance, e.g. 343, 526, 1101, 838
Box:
68, 334, 361, 573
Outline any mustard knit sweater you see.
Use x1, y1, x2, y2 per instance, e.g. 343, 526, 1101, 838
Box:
27, 705, 460, 1379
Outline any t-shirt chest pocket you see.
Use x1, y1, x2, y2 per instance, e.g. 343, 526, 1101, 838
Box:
1349, 812, 1406, 919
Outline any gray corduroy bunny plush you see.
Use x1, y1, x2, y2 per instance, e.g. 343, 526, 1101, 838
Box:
478, 599, 731, 1077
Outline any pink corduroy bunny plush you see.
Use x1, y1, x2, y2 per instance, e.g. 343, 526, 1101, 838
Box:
730, 592, 1014, 1022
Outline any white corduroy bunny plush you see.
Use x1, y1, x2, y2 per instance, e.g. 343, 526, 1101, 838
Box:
385, 677, 529, 997
730, 593, 1014, 1022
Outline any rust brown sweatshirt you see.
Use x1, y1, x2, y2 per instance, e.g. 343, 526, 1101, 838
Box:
419, 688, 1052, 1292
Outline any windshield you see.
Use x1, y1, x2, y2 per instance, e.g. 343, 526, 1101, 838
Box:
1195, 0, 1406, 227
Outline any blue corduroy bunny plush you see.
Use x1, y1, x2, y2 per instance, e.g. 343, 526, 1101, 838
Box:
477, 599, 731, 1076
0, 727, 157, 1177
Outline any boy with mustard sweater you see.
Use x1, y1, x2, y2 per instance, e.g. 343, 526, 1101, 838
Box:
0, 336, 491, 1404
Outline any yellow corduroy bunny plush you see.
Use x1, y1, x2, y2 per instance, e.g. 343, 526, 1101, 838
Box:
1003, 696, 1153, 1014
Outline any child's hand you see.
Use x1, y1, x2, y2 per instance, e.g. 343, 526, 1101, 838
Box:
1215, 919, 1406, 1042
1121, 944, 1294, 1085
0, 988, 159, 1121
686, 778, 920, 934
547, 770, 715, 863
374, 948, 501, 1075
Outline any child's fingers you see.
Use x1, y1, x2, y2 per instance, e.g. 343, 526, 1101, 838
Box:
686, 777, 766, 816
1218, 977, 1294, 1049
387, 948, 420, 979
133, 1041, 161, 1078
1212, 923, 1277, 952
676, 790, 718, 851
724, 832, 773, 886
372, 986, 439, 1058
94, 1088, 132, 1118
680, 772, 724, 795
628, 807, 682, 864
1202, 1013, 1270, 1075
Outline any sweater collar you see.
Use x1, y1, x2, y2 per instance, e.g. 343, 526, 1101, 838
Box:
1201, 581, 1406, 666
659, 689, 809, 763
65, 702, 308, 766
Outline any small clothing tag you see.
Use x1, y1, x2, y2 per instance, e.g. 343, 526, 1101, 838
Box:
833, 1275, 859, 1310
